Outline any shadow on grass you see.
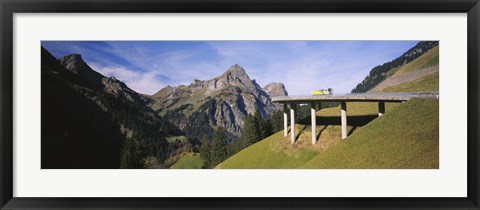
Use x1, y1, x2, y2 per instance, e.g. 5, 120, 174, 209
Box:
317, 125, 328, 140
295, 125, 308, 142
348, 126, 358, 136
286, 115, 378, 141
298, 115, 378, 127
297, 115, 378, 138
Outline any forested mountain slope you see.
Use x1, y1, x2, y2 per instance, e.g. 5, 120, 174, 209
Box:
352, 41, 438, 93
42, 47, 178, 169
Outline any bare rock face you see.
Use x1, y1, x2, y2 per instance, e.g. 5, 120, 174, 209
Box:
263, 82, 288, 97
263, 82, 288, 109
151, 64, 287, 140
60, 54, 105, 87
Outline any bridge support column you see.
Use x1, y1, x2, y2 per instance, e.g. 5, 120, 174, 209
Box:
290, 104, 296, 144
284, 104, 288, 137
341, 101, 347, 140
378, 101, 385, 117
311, 103, 317, 145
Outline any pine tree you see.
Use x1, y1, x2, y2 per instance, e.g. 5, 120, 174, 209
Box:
120, 138, 146, 169
242, 114, 260, 145
254, 108, 266, 139
253, 108, 274, 139
263, 117, 273, 138
268, 110, 284, 133
200, 137, 212, 168
211, 127, 227, 167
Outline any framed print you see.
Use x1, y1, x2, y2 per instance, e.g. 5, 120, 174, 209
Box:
1, 0, 479, 209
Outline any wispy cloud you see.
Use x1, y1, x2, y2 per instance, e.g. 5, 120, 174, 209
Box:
42, 41, 418, 95
89, 63, 166, 95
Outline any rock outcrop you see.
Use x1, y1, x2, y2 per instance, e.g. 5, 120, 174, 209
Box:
263, 82, 288, 109
263, 82, 288, 98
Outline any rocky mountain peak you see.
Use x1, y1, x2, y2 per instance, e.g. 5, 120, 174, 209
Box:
59, 53, 106, 88
263, 82, 288, 97
152, 85, 175, 100
223, 64, 249, 80
66, 53, 82, 59
151, 64, 288, 140
57, 52, 151, 105
59, 54, 89, 74
200, 64, 257, 95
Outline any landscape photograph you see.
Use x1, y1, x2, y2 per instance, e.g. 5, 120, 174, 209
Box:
41, 40, 439, 169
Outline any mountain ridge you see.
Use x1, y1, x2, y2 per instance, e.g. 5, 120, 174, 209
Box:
59, 54, 152, 106
42, 47, 182, 169
151, 64, 288, 141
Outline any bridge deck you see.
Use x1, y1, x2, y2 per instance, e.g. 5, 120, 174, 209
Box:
272, 92, 439, 103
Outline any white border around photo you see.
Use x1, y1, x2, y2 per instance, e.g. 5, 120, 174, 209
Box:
13, 13, 467, 197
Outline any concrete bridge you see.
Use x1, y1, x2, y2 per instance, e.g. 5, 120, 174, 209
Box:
271, 92, 439, 145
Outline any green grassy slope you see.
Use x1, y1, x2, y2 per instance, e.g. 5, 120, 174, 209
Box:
170, 153, 203, 169
383, 72, 439, 93
217, 102, 417, 169
379, 45, 439, 92
218, 99, 438, 169
166, 135, 188, 143
216, 129, 320, 169
395, 46, 439, 75
316, 102, 400, 116
371, 46, 439, 93
301, 98, 438, 169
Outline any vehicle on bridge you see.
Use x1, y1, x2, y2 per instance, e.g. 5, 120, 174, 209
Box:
311, 88, 333, 95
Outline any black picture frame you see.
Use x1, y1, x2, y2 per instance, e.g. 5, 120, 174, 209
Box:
1, 0, 479, 209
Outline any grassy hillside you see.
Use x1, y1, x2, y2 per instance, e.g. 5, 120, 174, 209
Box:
315, 102, 400, 116
395, 46, 439, 75
383, 72, 439, 93
370, 45, 439, 93
216, 101, 443, 169
301, 98, 438, 168
218, 99, 438, 169
166, 135, 188, 143
352, 41, 438, 93
170, 153, 203, 169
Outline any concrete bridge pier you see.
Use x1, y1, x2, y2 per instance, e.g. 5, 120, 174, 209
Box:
341, 101, 347, 139
283, 104, 288, 137
290, 104, 297, 144
378, 101, 385, 117
311, 103, 317, 145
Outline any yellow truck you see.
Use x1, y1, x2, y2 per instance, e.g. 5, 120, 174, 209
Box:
311, 88, 333, 95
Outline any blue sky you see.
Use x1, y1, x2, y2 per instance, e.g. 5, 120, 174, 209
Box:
41, 41, 418, 95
